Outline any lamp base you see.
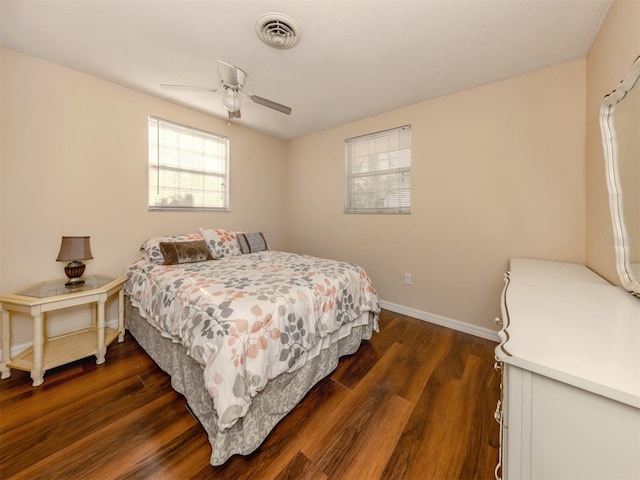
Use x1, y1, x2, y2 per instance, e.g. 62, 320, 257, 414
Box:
64, 261, 86, 287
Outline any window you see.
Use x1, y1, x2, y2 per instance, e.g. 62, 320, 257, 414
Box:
345, 125, 411, 214
148, 116, 229, 211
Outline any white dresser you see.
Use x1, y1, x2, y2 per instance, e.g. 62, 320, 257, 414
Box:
495, 258, 640, 480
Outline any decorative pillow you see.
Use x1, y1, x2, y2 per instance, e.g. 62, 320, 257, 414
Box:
159, 240, 214, 265
237, 232, 269, 254
199, 227, 241, 258
140, 234, 204, 264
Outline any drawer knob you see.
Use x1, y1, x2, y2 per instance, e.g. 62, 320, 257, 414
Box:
493, 400, 502, 423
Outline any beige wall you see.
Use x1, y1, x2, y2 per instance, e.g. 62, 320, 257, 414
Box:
1, 48, 288, 344
3, 0, 635, 348
287, 60, 586, 332
585, 0, 640, 283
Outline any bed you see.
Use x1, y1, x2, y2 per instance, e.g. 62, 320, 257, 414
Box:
124, 229, 380, 465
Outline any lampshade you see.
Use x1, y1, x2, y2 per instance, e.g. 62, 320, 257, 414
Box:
56, 236, 93, 262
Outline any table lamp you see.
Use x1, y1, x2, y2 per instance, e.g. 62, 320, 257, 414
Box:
56, 236, 93, 287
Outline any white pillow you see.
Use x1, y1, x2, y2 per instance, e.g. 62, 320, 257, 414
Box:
141, 233, 204, 264
199, 227, 241, 258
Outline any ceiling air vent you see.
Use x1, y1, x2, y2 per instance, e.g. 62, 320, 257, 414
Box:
255, 13, 300, 49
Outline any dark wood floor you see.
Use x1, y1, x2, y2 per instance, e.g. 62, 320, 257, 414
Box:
0, 310, 500, 480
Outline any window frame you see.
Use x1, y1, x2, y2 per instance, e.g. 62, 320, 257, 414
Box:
147, 116, 230, 212
344, 124, 412, 214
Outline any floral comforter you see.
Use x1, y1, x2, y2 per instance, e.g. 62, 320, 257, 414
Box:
125, 251, 379, 430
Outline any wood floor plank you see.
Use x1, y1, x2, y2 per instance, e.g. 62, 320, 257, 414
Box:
298, 341, 409, 462
111, 423, 212, 480
0, 362, 84, 402
301, 334, 448, 478
315, 392, 414, 480
0, 336, 157, 433
273, 451, 328, 480
330, 312, 397, 389
0, 375, 147, 476
0, 310, 500, 480
381, 336, 499, 480
9, 391, 196, 479
430, 355, 489, 480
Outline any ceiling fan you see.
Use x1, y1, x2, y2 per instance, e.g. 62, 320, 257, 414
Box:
161, 61, 292, 119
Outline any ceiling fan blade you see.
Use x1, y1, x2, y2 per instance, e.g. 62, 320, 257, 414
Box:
160, 84, 218, 92
249, 94, 292, 115
217, 61, 246, 88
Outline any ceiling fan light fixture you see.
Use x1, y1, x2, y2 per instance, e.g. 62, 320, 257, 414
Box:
256, 13, 300, 49
223, 89, 241, 113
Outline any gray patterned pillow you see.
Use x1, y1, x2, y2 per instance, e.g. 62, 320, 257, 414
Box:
237, 232, 268, 254
159, 240, 214, 265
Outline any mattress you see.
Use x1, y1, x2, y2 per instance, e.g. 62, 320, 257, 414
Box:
124, 249, 379, 463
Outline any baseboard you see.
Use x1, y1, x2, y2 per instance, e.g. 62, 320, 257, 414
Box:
379, 300, 500, 342
6, 340, 31, 359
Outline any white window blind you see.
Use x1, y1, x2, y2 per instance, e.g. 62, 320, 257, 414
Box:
148, 116, 229, 211
345, 125, 411, 214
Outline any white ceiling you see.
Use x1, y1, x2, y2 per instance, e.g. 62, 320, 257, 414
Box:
0, 0, 611, 140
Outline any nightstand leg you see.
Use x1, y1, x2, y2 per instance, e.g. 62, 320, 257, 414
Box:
90, 302, 97, 327
1, 308, 11, 379
31, 313, 44, 387
117, 288, 125, 342
96, 300, 106, 364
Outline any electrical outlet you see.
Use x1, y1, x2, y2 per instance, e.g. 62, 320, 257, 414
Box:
404, 273, 412, 285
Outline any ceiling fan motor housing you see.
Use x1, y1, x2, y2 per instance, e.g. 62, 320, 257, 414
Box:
256, 13, 300, 49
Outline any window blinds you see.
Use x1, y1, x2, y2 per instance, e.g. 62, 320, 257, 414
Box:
345, 125, 411, 213
148, 116, 229, 211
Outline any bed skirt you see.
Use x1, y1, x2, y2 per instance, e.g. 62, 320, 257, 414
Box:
124, 296, 374, 465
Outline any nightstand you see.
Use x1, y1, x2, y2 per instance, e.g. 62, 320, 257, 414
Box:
0, 275, 127, 386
